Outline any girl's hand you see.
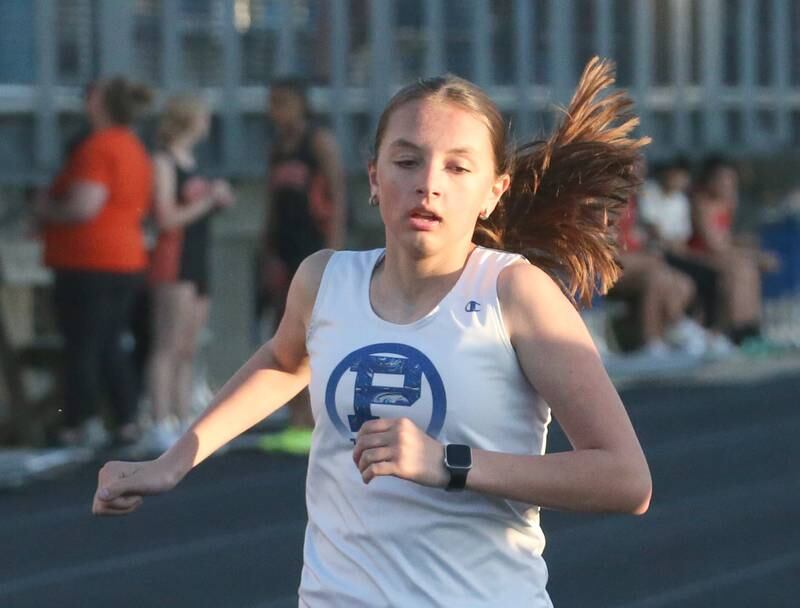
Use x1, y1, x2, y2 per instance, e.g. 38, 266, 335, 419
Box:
182, 176, 211, 203
92, 459, 179, 516
211, 179, 235, 208
353, 418, 449, 488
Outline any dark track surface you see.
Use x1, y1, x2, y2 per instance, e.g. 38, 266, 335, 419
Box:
2, 371, 798, 607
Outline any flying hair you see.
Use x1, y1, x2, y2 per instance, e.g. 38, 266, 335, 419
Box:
477, 57, 650, 306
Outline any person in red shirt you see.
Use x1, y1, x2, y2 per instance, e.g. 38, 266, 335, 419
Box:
36, 77, 153, 448
689, 156, 778, 344
608, 194, 701, 356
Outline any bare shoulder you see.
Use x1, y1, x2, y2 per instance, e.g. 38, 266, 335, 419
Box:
497, 261, 570, 313
497, 261, 583, 340
290, 249, 337, 311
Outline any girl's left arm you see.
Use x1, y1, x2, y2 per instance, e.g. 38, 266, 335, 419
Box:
469, 262, 651, 513
353, 262, 651, 515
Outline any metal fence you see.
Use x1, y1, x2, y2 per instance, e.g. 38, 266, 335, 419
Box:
1, 0, 800, 183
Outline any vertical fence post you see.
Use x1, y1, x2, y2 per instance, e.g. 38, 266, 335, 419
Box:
633, 0, 653, 142
471, 0, 492, 88
34, 0, 57, 177
740, 0, 757, 148
369, 0, 392, 129
595, 0, 613, 59
220, 0, 244, 174
424, 0, 445, 77
160, 0, 181, 91
513, 0, 533, 138
330, 0, 352, 169
672, 0, 691, 152
772, 0, 790, 147
98, 1, 133, 77
551, 0, 575, 108
275, 0, 296, 76
701, 0, 724, 147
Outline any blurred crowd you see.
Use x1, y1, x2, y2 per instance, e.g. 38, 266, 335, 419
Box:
4, 73, 788, 454
22, 75, 344, 455
606, 154, 780, 360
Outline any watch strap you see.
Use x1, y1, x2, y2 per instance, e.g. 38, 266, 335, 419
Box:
446, 466, 469, 491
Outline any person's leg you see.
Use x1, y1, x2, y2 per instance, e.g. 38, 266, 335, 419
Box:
718, 249, 762, 341
174, 286, 208, 426
664, 252, 720, 328
146, 283, 195, 426
98, 273, 142, 436
128, 283, 151, 410
619, 253, 666, 345
53, 271, 105, 441
660, 267, 695, 325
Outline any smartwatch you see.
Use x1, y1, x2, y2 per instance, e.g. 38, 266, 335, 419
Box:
444, 444, 472, 491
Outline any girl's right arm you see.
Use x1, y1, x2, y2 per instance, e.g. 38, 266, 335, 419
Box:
92, 249, 334, 516
152, 153, 217, 230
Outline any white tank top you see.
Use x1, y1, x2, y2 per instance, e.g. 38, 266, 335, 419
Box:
300, 247, 554, 607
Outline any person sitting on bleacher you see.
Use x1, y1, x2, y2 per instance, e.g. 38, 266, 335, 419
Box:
606, 189, 709, 358
688, 156, 779, 345
638, 157, 734, 356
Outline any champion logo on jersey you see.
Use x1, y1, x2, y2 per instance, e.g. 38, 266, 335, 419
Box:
465, 300, 481, 313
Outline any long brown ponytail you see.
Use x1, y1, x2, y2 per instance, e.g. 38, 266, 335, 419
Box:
476, 58, 649, 306
373, 58, 649, 307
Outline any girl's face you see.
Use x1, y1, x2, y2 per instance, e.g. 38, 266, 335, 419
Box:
368, 99, 509, 259
707, 167, 738, 201
187, 110, 210, 145
85, 83, 106, 124
268, 88, 305, 129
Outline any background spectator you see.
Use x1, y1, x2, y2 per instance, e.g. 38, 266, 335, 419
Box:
257, 77, 347, 454
142, 95, 235, 454
689, 156, 777, 344
639, 157, 732, 355
608, 194, 707, 357
35, 77, 153, 448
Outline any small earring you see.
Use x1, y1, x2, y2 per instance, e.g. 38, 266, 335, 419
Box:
369, 194, 379, 207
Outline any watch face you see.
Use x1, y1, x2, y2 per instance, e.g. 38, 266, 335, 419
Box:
446, 444, 472, 468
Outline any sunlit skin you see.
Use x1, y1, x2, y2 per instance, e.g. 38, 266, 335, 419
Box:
367, 99, 509, 317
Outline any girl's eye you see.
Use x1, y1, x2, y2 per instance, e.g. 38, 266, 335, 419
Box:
450, 165, 470, 174
394, 159, 417, 168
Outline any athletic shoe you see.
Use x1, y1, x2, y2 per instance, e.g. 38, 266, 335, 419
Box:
665, 318, 708, 357
81, 417, 111, 450
637, 340, 672, 358
706, 333, 737, 359
128, 422, 180, 457
257, 426, 313, 456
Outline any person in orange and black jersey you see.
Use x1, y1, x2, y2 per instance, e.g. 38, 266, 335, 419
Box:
257, 77, 347, 453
